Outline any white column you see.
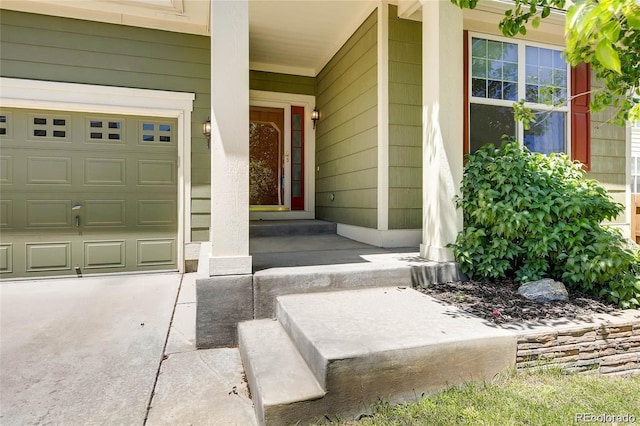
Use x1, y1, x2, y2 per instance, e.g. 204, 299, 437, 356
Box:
209, 0, 252, 276
419, 0, 464, 262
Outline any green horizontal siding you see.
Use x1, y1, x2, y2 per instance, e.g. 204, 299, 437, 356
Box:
250, 71, 315, 96
315, 9, 379, 229
587, 73, 628, 225
0, 10, 212, 241
388, 6, 422, 229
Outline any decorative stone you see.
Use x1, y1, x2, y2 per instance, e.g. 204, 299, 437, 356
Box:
518, 279, 568, 303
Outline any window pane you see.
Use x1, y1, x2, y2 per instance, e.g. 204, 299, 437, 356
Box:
503, 44, 517, 62
524, 111, 566, 154
472, 58, 487, 78
469, 104, 515, 153
526, 46, 566, 107
470, 37, 518, 100
487, 40, 502, 59
488, 80, 502, 99
472, 78, 487, 97
526, 65, 538, 84
503, 82, 517, 101
503, 62, 518, 82
526, 46, 538, 66
488, 59, 502, 79
552, 50, 565, 69
526, 85, 539, 103
538, 67, 552, 86
539, 48, 553, 67
553, 69, 567, 87
472, 38, 487, 58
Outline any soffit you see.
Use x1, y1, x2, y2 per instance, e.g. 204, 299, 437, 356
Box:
1, 0, 380, 77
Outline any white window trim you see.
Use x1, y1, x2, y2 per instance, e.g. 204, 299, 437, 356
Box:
468, 31, 572, 155
0, 77, 195, 272
248, 90, 316, 220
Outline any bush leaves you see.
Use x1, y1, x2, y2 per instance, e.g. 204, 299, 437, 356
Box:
452, 142, 640, 308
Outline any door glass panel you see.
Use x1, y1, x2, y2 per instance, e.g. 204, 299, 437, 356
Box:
293, 114, 302, 131
292, 181, 301, 197
249, 121, 281, 205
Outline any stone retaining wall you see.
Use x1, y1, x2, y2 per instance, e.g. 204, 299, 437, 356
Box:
504, 311, 640, 375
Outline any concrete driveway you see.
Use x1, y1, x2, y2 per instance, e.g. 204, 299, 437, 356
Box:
0, 273, 181, 425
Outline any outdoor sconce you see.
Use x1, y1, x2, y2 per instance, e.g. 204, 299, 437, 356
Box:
202, 118, 212, 148
311, 108, 320, 129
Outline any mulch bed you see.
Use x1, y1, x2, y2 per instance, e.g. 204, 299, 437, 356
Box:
417, 278, 621, 325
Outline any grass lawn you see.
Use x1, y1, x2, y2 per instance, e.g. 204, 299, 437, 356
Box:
332, 368, 640, 425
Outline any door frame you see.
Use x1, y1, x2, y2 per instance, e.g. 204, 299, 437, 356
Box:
0, 77, 194, 273
249, 90, 315, 220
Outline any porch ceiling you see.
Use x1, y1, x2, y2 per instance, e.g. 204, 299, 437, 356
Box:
249, 1, 378, 77
1, 0, 379, 78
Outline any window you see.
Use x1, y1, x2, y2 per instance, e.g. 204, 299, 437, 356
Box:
632, 156, 640, 194
468, 34, 569, 155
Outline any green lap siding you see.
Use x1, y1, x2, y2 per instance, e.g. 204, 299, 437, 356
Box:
250, 71, 316, 96
315, 10, 378, 228
588, 74, 628, 226
388, 6, 422, 229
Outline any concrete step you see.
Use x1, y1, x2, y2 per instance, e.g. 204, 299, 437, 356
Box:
249, 220, 336, 237
252, 262, 413, 318
238, 319, 326, 426
244, 287, 517, 424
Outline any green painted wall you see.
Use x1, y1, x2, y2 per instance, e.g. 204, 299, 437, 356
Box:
250, 71, 315, 96
588, 73, 628, 225
388, 6, 423, 229
315, 10, 378, 228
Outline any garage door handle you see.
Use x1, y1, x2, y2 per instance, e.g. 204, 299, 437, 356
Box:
75, 215, 81, 228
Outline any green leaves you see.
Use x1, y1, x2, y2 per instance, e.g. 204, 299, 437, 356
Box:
531, 16, 541, 28
595, 39, 622, 74
451, 142, 640, 308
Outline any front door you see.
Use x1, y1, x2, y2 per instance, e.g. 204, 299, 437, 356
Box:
249, 107, 285, 207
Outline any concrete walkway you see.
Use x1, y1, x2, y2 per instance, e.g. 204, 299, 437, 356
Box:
0, 272, 255, 426
146, 272, 256, 426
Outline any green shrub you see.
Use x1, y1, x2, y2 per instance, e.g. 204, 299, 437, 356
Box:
451, 141, 640, 308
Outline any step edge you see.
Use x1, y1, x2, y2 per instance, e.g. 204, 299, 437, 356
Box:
276, 300, 329, 389
238, 320, 326, 409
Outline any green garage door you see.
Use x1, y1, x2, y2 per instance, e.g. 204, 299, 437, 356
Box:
0, 108, 178, 278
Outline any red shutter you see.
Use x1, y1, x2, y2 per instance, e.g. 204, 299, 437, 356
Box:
463, 30, 469, 156
571, 62, 591, 170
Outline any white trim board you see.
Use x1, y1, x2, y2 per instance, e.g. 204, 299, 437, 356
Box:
249, 90, 316, 220
377, 2, 389, 231
337, 223, 422, 248
0, 77, 195, 272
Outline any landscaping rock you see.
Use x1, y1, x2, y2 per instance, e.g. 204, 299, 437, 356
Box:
518, 279, 568, 303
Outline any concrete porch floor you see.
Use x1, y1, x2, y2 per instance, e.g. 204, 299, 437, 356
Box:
187, 220, 421, 273
250, 233, 417, 272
